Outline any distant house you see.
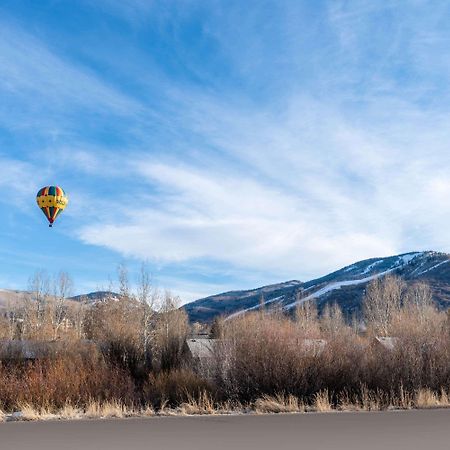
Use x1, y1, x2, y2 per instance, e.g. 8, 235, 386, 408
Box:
0, 340, 46, 361
371, 336, 399, 352
6, 341, 31, 359
185, 338, 216, 360
0, 339, 96, 362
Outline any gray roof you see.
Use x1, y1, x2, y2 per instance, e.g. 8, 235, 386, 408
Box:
186, 338, 216, 359
0, 339, 95, 360
0, 340, 42, 359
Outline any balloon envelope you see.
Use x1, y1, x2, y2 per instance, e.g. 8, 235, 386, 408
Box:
36, 186, 68, 227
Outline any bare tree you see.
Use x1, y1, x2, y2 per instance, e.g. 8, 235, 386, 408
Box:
27, 270, 51, 338
320, 303, 345, 337
137, 262, 157, 367
72, 295, 87, 340
210, 317, 224, 338
49, 271, 73, 340
295, 298, 320, 337
404, 282, 433, 310
117, 263, 132, 300
363, 275, 405, 336
154, 291, 189, 371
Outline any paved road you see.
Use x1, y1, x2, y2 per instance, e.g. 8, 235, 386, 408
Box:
1, 409, 449, 450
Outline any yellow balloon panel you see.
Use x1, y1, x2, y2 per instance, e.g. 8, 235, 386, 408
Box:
36, 195, 68, 210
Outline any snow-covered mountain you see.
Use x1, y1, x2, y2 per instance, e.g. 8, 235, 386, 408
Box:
184, 251, 450, 323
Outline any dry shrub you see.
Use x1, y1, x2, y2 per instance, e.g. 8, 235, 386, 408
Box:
17, 403, 40, 421
415, 389, 450, 409
59, 403, 83, 420
85, 400, 133, 419
17, 403, 57, 421
338, 386, 388, 411
216, 312, 364, 403
359, 386, 383, 411
216, 314, 323, 401
179, 391, 216, 415
254, 394, 303, 414
337, 391, 359, 412
312, 390, 332, 412
415, 389, 439, 408
0, 350, 135, 411
144, 369, 214, 408
157, 400, 178, 416
439, 389, 450, 406
153, 302, 189, 372
140, 405, 155, 416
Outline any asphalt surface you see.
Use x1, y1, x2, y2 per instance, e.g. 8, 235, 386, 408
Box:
0, 409, 449, 450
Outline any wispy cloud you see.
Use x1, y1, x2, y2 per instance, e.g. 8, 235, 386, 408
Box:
0, 156, 46, 205
1, 1, 450, 300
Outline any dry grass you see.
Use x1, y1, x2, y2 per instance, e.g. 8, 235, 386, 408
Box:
312, 390, 332, 412
338, 391, 362, 412
5, 388, 450, 422
415, 389, 439, 408
439, 389, 450, 406
59, 403, 83, 420
391, 386, 413, 410
157, 399, 179, 416
17, 403, 57, 421
85, 400, 133, 419
17, 403, 42, 421
179, 391, 217, 415
140, 405, 155, 416
415, 389, 450, 409
360, 387, 383, 411
254, 394, 304, 414
9, 401, 152, 422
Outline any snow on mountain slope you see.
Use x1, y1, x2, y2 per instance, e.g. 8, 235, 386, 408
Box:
283, 268, 396, 310
227, 295, 284, 320
416, 259, 450, 276
184, 251, 450, 322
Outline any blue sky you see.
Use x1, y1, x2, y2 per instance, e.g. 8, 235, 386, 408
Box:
1, 0, 450, 302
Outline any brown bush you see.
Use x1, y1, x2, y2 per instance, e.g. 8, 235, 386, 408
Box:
143, 369, 214, 408
213, 295, 450, 407
214, 314, 330, 401
0, 350, 135, 411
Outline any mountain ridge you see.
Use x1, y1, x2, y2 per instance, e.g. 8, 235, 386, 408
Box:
183, 251, 450, 322
2, 251, 450, 323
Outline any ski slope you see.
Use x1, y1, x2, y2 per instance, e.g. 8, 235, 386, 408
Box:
283, 269, 395, 310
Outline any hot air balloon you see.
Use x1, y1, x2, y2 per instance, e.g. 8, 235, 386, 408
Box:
36, 186, 69, 227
